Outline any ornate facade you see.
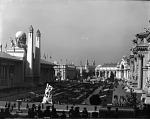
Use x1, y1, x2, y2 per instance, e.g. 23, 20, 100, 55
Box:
54, 63, 77, 81
95, 56, 130, 80
0, 26, 56, 88
129, 29, 150, 103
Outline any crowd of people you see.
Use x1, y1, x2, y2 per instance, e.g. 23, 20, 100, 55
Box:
27, 104, 89, 118
0, 102, 89, 118
1, 101, 150, 118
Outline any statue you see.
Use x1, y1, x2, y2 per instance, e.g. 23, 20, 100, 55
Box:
145, 77, 150, 88
10, 37, 15, 48
42, 83, 53, 104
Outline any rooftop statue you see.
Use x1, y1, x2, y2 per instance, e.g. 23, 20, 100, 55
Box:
145, 77, 150, 89
10, 37, 15, 48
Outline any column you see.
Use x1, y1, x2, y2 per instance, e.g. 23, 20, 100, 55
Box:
130, 59, 134, 80
126, 70, 129, 79
107, 71, 109, 78
138, 54, 143, 89
105, 70, 107, 78
95, 70, 97, 77
119, 70, 121, 79
114, 71, 116, 78
124, 69, 126, 79
116, 70, 118, 78
7, 65, 10, 88
109, 71, 111, 78
99, 71, 101, 77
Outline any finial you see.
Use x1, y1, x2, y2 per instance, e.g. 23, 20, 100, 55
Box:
36, 29, 41, 37
93, 60, 95, 66
29, 25, 34, 33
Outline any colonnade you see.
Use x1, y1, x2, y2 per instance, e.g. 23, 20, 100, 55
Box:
96, 70, 116, 79
130, 53, 144, 89
0, 63, 15, 87
96, 68, 130, 80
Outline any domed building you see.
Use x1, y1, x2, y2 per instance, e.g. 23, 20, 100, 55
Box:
0, 25, 56, 88
15, 31, 26, 48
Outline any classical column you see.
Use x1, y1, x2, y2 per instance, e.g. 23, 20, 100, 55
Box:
146, 44, 150, 89
134, 56, 137, 80
117, 70, 120, 79
106, 71, 108, 78
124, 70, 127, 79
7, 65, 10, 88
130, 60, 134, 80
116, 70, 118, 78
99, 71, 101, 77
115, 71, 117, 78
109, 71, 111, 78
126, 70, 129, 79
105, 70, 107, 78
138, 54, 143, 89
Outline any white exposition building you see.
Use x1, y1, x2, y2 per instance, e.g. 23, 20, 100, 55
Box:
95, 56, 130, 80
0, 25, 55, 88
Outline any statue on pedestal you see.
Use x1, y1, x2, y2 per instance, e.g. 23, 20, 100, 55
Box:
10, 37, 15, 48
42, 83, 53, 104
145, 77, 150, 88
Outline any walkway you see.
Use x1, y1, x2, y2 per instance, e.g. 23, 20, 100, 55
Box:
82, 85, 103, 105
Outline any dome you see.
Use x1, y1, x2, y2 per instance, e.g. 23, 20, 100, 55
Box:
15, 31, 26, 48
15, 31, 26, 39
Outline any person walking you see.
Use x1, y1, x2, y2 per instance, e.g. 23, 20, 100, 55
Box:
82, 107, 88, 118
69, 106, 75, 118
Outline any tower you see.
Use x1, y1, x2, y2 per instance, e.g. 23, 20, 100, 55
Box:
0, 43, 2, 52
34, 29, 41, 82
93, 60, 95, 66
26, 25, 34, 79
86, 59, 89, 66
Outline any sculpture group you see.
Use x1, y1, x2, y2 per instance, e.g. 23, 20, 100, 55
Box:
42, 83, 53, 104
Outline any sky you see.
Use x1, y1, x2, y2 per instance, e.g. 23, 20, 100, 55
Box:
0, 0, 150, 66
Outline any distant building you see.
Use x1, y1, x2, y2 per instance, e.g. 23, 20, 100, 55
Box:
76, 60, 96, 80
95, 56, 130, 80
0, 26, 56, 88
84, 59, 96, 76
54, 62, 77, 81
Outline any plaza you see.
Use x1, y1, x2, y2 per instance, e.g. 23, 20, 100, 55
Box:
0, 0, 150, 118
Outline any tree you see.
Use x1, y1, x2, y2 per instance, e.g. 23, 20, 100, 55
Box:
125, 88, 139, 108
90, 94, 102, 105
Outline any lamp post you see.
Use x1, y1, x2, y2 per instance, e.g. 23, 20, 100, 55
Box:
16, 99, 22, 113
